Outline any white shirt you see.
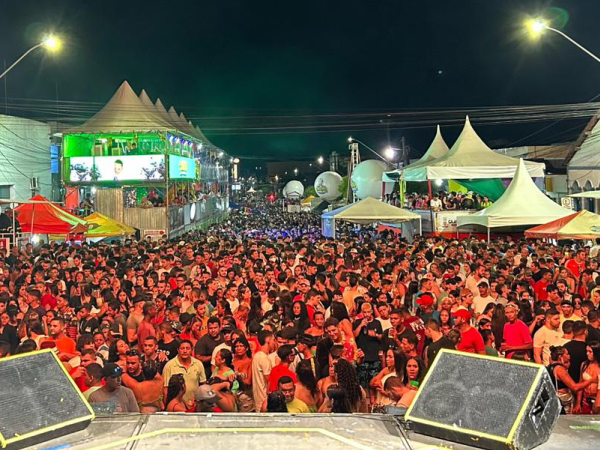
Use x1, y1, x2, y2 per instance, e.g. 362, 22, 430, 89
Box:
533, 326, 563, 366
473, 295, 495, 315
251, 351, 272, 410
377, 317, 392, 331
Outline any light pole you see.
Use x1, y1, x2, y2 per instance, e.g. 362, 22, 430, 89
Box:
347, 137, 396, 164
527, 19, 600, 65
0, 35, 62, 81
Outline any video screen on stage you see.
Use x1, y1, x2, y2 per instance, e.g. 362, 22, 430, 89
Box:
69, 155, 166, 183
169, 155, 197, 180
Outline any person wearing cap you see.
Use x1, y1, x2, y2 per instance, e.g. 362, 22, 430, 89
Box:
453, 308, 485, 355
194, 384, 220, 412
560, 300, 583, 327
415, 294, 435, 323
88, 362, 140, 413
501, 303, 533, 359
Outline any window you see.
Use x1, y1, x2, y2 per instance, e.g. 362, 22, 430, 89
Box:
0, 185, 12, 199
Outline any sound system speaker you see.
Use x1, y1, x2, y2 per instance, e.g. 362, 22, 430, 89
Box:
0, 349, 94, 450
405, 349, 560, 450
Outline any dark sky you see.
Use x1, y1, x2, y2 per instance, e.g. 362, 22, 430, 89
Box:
2, 0, 600, 166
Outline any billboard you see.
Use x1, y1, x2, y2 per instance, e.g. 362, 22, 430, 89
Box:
69, 155, 165, 183
169, 155, 197, 180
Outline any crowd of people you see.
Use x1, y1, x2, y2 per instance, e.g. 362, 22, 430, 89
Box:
385, 191, 493, 211
2, 204, 600, 416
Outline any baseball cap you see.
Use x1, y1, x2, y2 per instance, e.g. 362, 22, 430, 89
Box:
194, 385, 219, 403
102, 363, 123, 379
452, 308, 471, 322
170, 321, 182, 333
561, 300, 573, 307
416, 293, 435, 307
110, 322, 124, 338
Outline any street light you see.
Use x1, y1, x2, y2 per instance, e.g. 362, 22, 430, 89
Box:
526, 18, 600, 65
384, 146, 396, 160
0, 35, 62, 81
348, 137, 393, 164
317, 156, 325, 165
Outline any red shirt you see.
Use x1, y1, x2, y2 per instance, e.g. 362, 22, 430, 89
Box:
268, 364, 297, 393
403, 316, 426, 354
457, 327, 485, 354
566, 259, 585, 280
534, 280, 549, 301
503, 320, 532, 358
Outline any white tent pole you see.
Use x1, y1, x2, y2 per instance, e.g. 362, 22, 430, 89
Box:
487, 227, 490, 243
11, 202, 15, 245
419, 217, 422, 236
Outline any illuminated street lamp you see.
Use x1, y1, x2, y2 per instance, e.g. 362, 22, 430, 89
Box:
317, 156, 325, 164
0, 35, 62, 81
384, 146, 396, 160
348, 137, 393, 164
527, 18, 600, 65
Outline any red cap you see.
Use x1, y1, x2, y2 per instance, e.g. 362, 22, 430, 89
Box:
416, 293, 435, 307
452, 308, 471, 322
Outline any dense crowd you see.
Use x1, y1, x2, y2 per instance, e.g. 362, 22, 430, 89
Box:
385, 191, 493, 211
2, 204, 600, 416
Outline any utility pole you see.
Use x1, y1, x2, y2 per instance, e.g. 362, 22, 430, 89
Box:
347, 143, 361, 203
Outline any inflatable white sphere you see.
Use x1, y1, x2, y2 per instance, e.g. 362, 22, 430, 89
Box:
283, 180, 304, 199
351, 159, 392, 200
314, 171, 343, 201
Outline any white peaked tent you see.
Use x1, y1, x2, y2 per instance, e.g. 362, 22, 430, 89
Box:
397, 117, 546, 181
65, 81, 171, 134
321, 197, 421, 238
154, 98, 177, 129
456, 159, 571, 238
383, 125, 449, 182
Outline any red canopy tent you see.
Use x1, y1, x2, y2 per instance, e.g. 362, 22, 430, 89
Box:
14, 195, 88, 234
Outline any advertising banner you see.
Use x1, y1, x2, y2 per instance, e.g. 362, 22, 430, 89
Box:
69, 155, 165, 183
169, 155, 197, 180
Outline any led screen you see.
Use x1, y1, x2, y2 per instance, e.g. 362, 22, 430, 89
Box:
69, 155, 165, 183
169, 155, 197, 180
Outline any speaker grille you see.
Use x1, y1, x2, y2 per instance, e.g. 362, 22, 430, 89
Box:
0, 351, 91, 441
409, 351, 538, 438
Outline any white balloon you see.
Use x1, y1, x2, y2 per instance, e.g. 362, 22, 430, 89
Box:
350, 159, 393, 200
314, 171, 343, 201
283, 180, 304, 199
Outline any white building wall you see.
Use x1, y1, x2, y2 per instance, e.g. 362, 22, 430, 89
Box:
0, 114, 51, 199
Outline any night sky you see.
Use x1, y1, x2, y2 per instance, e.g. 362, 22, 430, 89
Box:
2, 1, 600, 166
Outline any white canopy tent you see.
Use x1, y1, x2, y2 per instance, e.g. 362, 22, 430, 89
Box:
383, 125, 449, 182
570, 191, 600, 199
64, 81, 172, 134
321, 197, 421, 238
456, 159, 571, 239
384, 117, 546, 182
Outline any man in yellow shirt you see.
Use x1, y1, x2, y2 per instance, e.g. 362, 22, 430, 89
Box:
278, 376, 309, 413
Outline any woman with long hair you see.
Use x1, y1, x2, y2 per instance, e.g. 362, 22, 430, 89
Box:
108, 339, 129, 368
491, 303, 506, 351
330, 302, 354, 340
212, 348, 239, 394
576, 341, 600, 414
370, 347, 405, 406
289, 301, 311, 334
326, 384, 352, 413
331, 358, 367, 412
247, 291, 263, 324
232, 337, 254, 412
548, 346, 594, 414
294, 359, 322, 412
165, 374, 188, 412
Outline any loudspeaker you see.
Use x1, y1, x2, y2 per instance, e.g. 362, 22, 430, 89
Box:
0, 349, 94, 450
405, 349, 560, 450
